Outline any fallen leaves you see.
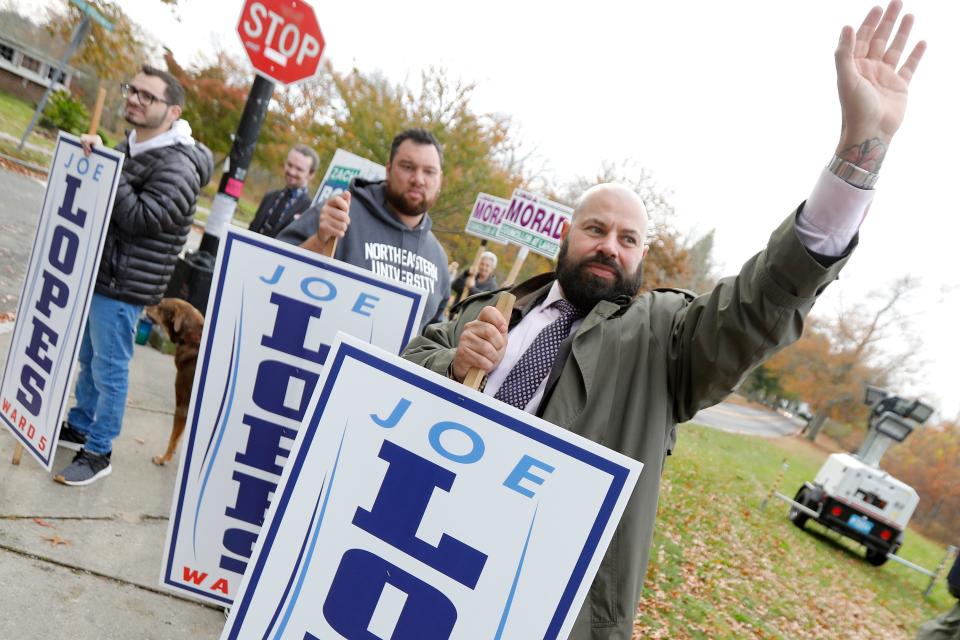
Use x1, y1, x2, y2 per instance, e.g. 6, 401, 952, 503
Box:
41, 535, 70, 547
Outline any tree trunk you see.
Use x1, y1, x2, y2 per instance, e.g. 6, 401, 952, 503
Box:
805, 413, 828, 441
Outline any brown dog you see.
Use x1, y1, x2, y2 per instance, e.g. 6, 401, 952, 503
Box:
145, 298, 204, 465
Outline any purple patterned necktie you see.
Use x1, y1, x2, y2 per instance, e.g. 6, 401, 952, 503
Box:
493, 299, 583, 410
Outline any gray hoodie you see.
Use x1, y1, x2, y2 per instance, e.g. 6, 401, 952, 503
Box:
277, 178, 450, 330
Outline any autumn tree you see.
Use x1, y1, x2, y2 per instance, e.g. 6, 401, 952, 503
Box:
762, 275, 922, 441
884, 421, 960, 545
42, 0, 164, 131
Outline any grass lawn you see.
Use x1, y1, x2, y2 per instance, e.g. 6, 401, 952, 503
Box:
0, 90, 57, 152
635, 423, 954, 639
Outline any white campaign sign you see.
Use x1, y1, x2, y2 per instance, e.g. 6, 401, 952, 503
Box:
312, 148, 386, 205
496, 188, 573, 259
221, 334, 642, 640
160, 229, 425, 605
0, 133, 123, 470
464, 192, 509, 244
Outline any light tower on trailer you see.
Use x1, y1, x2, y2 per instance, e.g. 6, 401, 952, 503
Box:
786, 386, 934, 565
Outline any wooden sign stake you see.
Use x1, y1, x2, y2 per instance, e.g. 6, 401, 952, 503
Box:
462, 292, 515, 390
88, 86, 107, 135
320, 237, 337, 258
503, 246, 529, 287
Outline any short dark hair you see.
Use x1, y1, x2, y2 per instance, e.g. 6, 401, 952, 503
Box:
389, 128, 443, 167
291, 143, 319, 174
141, 65, 185, 107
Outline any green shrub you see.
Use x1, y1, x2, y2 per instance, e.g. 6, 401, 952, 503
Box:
39, 91, 89, 135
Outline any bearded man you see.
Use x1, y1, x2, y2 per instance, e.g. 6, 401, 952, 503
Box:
277, 129, 450, 330
401, 2, 926, 637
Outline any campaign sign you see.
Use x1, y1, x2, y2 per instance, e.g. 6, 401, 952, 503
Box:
221, 334, 643, 640
160, 229, 425, 605
464, 192, 509, 244
312, 148, 386, 205
0, 133, 123, 470
496, 189, 573, 260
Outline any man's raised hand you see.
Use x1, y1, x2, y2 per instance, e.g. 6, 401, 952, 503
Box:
835, 1, 926, 171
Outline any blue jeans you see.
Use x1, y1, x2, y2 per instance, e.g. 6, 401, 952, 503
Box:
67, 293, 143, 455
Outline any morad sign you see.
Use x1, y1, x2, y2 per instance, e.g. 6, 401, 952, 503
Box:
0, 133, 122, 469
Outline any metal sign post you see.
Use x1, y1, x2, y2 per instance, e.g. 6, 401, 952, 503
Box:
18, 0, 113, 151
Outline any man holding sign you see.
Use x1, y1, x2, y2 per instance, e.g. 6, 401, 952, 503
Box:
404, 3, 925, 637
277, 129, 451, 330
55, 66, 213, 486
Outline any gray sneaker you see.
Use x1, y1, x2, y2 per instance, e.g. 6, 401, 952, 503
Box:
54, 449, 112, 486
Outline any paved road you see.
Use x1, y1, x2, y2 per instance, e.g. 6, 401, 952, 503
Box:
0, 170, 45, 316
0, 168, 204, 319
689, 401, 805, 437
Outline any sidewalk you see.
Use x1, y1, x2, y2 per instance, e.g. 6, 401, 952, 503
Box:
0, 330, 225, 638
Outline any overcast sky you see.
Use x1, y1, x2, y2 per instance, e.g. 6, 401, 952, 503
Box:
19, 0, 960, 420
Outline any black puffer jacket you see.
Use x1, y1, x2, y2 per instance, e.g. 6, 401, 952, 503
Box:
95, 138, 214, 306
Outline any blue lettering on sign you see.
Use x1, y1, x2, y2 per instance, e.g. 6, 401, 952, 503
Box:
428, 421, 484, 465
16, 172, 88, 418
48, 225, 79, 274
319, 548, 457, 640
16, 366, 45, 416
504, 455, 555, 499
260, 264, 284, 285
351, 292, 379, 317
370, 397, 411, 428
220, 470, 277, 574
57, 174, 88, 226
352, 440, 488, 589
220, 270, 386, 578
261, 292, 327, 364
301, 277, 337, 302
252, 359, 318, 421
235, 414, 296, 476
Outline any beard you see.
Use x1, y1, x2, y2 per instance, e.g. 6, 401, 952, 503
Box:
555, 240, 643, 313
385, 181, 436, 217
123, 104, 167, 130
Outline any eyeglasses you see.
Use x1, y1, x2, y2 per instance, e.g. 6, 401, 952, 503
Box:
120, 82, 169, 107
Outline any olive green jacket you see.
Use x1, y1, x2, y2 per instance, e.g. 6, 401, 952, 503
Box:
403, 211, 852, 639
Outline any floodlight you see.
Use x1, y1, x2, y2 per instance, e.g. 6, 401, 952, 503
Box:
907, 400, 934, 425
874, 412, 914, 442
864, 385, 889, 407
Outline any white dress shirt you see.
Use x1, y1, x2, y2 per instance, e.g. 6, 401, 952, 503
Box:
484, 168, 875, 413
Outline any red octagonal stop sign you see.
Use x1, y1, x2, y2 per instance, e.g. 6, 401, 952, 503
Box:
237, 0, 325, 85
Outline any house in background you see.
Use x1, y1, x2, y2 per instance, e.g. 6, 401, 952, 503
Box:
0, 32, 78, 103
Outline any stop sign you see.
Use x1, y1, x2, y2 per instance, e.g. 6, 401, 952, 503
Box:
236, 0, 325, 85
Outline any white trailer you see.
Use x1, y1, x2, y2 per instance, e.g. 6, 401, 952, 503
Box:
786, 389, 933, 566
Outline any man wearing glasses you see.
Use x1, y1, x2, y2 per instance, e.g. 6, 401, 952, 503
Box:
54, 65, 214, 486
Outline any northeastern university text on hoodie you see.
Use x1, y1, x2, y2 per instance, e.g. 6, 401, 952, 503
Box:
276, 178, 451, 330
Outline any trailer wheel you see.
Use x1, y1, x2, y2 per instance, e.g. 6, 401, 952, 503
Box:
788, 487, 809, 528
866, 546, 890, 566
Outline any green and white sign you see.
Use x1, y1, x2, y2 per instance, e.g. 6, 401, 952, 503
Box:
496, 189, 572, 260
313, 149, 385, 205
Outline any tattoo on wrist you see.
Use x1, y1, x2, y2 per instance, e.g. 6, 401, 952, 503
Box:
837, 138, 887, 172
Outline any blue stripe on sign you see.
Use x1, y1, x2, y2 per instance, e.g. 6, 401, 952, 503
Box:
495, 504, 539, 639
193, 292, 244, 556
271, 423, 350, 640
